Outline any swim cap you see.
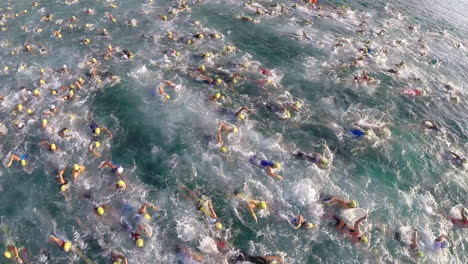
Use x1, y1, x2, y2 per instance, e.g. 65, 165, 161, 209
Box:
215, 222, 223, 230
78, 77, 84, 84
33, 89, 40, 96
70, 84, 75, 89
73, 164, 80, 171
94, 141, 101, 148
295, 101, 302, 108
320, 157, 329, 165
95, 127, 101, 135
4, 251, 12, 258
60, 183, 69, 192
441, 241, 449, 248
199, 65, 206, 72
51, 90, 57, 95
17, 104, 23, 111
197, 33, 204, 39
273, 162, 281, 169
214, 93, 221, 99
221, 146, 228, 153
165, 94, 170, 99
160, 15, 167, 21
96, 206, 105, 215
27, 109, 33, 115
117, 180, 126, 189
50, 104, 56, 110
136, 238, 144, 247
360, 236, 368, 244
91, 58, 97, 63
233, 127, 239, 133
113, 261, 121, 264
307, 223, 314, 229
42, 119, 48, 124
63, 241, 71, 252
144, 213, 151, 220
238, 113, 246, 120
69, 90, 74, 96
258, 201, 267, 209
348, 200, 358, 208
20, 160, 27, 166
232, 78, 238, 84
213, 33, 220, 39
215, 79, 223, 85
116, 167, 124, 174
39, 80, 46, 85
417, 251, 424, 258
175, 52, 180, 56
50, 143, 57, 150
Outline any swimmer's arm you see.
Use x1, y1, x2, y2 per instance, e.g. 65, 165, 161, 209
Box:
6, 155, 21, 168
411, 230, 419, 249
99, 161, 113, 169
265, 166, 284, 180
217, 129, 224, 146
234, 106, 253, 117
164, 80, 176, 87
88, 144, 101, 157
247, 203, 258, 223
336, 219, 346, 230
354, 216, 366, 234
198, 74, 214, 83
48, 235, 63, 248
58, 169, 67, 185
294, 215, 305, 229
39, 141, 51, 148
435, 234, 446, 242
208, 200, 218, 219
138, 204, 148, 214
264, 256, 284, 264
289, 104, 301, 112
101, 127, 112, 138
461, 208, 467, 221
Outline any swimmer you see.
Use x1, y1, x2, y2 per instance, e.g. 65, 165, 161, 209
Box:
178, 184, 222, 229
422, 120, 439, 131
293, 150, 329, 168
48, 235, 72, 253
194, 73, 215, 84
137, 203, 160, 220
175, 245, 204, 263
450, 206, 468, 227
88, 141, 101, 157
231, 251, 284, 264
99, 161, 124, 175
58, 169, 70, 192
402, 89, 424, 96
447, 151, 466, 166
394, 228, 424, 258
433, 234, 450, 250
58, 128, 72, 138
38, 141, 59, 152
349, 127, 372, 138
90, 123, 112, 138
249, 154, 283, 180
71, 164, 86, 180
217, 121, 238, 146
42, 104, 58, 116
286, 214, 314, 230
114, 180, 127, 191
157, 80, 176, 99
4, 245, 24, 263
110, 251, 128, 264
6, 154, 27, 168
322, 196, 358, 209
353, 71, 372, 83
335, 215, 368, 244
232, 191, 268, 223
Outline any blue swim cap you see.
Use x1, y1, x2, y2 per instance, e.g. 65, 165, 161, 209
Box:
368, 49, 374, 53
441, 241, 449, 248
350, 129, 366, 137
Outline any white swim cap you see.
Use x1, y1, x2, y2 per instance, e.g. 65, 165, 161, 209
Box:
117, 167, 124, 174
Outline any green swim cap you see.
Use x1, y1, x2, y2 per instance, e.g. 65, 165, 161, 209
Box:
348, 200, 358, 208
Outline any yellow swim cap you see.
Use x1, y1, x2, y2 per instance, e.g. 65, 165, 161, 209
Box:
220, 146, 228, 153
233, 127, 239, 133
216, 79, 223, 85
4, 251, 12, 258
113, 261, 121, 264
213, 33, 220, 39
321, 157, 329, 165
117, 180, 126, 189
33, 89, 40, 95
197, 33, 204, 39
50, 143, 57, 150
96, 206, 105, 215
237, 113, 246, 120
27, 109, 33, 115
214, 92, 221, 99
175, 52, 181, 56
232, 78, 238, 84
136, 238, 144, 247
144, 213, 151, 220
51, 90, 57, 95
60, 183, 69, 192
165, 94, 171, 99
20, 160, 27, 166
215, 222, 223, 230
17, 104, 24, 111
199, 65, 206, 72
42, 119, 48, 124
78, 77, 84, 84
417, 251, 424, 258
39, 79, 46, 85
273, 162, 281, 169
95, 127, 101, 135
295, 101, 302, 108
94, 141, 101, 148
307, 223, 314, 229
68, 90, 74, 96
63, 241, 71, 252
73, 164, 80, 171
91, 58, 97, 63
258, 201, 267, 209
226, 45, 234, 52
160, 15, 167, 21
360, 236, 368, 244
70, 84, 75, 89
348, 200, 358, 208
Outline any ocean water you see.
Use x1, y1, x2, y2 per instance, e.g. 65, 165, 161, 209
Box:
0, 0, 467, 263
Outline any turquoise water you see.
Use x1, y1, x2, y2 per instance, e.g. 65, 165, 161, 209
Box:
0, 0, 467, 263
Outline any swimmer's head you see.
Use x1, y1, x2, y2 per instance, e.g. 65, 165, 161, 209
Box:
237, 113, 246, 120
117, 180, 126, 189
307, 223, 315, 229
17, 104, 24, 111
50, 143, 57, 151
295, 101, 302, 109
94, 127, 101, 135
33, 89, 40, 96
258, 201, 267, 209
73, 164, 80, 171
20, 160, 27, 166
42, 119, 48, 125
39, 79, 46, 85
51, 90, 57, 95
78, 77, 84, 84
360, 236, 368, 244
417, 251, 424, 258
348, 200, 358, 208
63, 241, 72, 252
136, 238, 144, 247
94, 141, 101, 148
49, 104, 56, 111
215, 222, 223, 230
165, 94, 170, 99
143, 213, 151, 220
233, 127, 239, 133
27, 109, 33, 115
60, 183, 69, 192
273, 162, 281, 169
215, 78, 223, 85
116, 167, 124, 174
441, 241, 450, 248
220, 146, 228, 153
320, 157, 329, 166
214, 92, 221, 99
199, 65, 206, 72
96, 206, 105, 216
4, 251, 12, 259
91, 58, 97, 64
